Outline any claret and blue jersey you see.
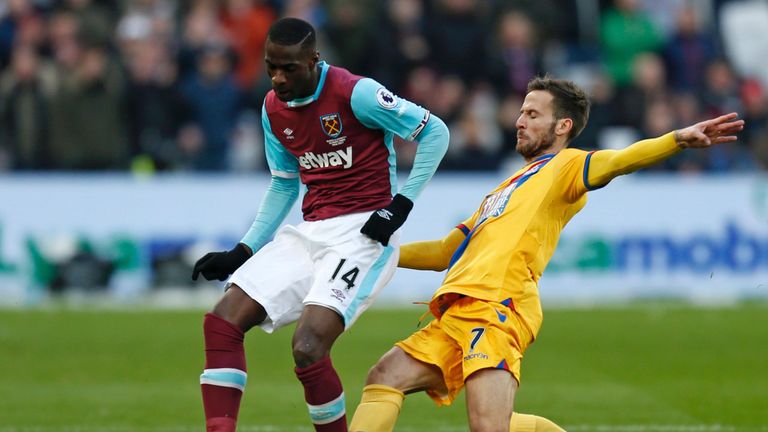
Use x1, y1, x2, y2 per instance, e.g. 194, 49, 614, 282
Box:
262, 61, 433, 221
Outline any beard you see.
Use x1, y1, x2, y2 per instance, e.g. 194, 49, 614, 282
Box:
516, 122, 557, 160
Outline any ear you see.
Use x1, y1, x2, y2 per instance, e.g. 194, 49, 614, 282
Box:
309, 51, 320, 68
556, 118, 573, 137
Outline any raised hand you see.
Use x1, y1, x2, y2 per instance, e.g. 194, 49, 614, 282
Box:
674, 112, 745, 149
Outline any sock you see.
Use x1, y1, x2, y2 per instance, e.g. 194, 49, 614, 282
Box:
510, 412, 566, 432
349, 384, 405, 432
200, 313, 247, 432
295, 356, 347, 431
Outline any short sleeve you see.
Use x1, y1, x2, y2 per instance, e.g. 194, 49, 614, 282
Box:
350, 78, 431, 141
262, 103, 299, 179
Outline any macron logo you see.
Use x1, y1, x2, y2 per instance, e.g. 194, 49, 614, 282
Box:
299, 146, 353, 170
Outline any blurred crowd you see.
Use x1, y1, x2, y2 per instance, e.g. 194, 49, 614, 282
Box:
1, 0, 767, 174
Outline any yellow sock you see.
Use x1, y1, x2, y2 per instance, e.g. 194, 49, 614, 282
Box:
349, 384, 405, 432
510, 412, 566, 431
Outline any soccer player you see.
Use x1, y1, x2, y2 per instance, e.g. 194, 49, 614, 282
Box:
348, 77, 744, 432
191, 18, 449, 432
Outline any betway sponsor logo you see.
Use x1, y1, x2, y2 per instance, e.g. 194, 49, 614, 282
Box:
299, 147, 352, 170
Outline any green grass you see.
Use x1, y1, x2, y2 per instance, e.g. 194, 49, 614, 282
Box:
1, 304, 767, 431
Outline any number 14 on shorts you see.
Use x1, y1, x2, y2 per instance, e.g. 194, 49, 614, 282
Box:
330, 258, 360, 289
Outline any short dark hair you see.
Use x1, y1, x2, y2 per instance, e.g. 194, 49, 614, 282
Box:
527, 76, 591, 142
267, 17, 316, 52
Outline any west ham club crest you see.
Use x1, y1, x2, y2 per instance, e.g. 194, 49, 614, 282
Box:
320, 113, 343, 138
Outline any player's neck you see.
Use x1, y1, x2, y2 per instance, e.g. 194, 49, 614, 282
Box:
524, 141, 567, 164
525, 149, 557, 164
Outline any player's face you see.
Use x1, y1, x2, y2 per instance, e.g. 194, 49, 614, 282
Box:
515, 90, 558, 160
265, 40, 319, 102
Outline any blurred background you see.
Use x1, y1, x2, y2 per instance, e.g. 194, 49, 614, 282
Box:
1, 0, 768, 305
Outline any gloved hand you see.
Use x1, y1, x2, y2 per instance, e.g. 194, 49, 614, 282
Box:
192, 243, 252, 281
360, 194, 413, 246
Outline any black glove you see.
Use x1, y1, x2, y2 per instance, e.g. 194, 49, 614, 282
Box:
192, 243, 252, 281
360, 194, 414, 246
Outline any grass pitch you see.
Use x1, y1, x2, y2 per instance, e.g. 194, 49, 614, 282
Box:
0, 303, 766, 431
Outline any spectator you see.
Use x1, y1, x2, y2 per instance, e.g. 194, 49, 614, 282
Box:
48, 42, 129, 170
600, 0, 664, 86
179, 43, 242, 171
366, 0, 430, 91
0, 0, 764, 173
60, 0, 115, 48
281, 0, 326, 29
496, 92, 522, 158
663, 4, 718, 91
124, 37, 189, 171
401, 65, 437, 108
443, 87, 503, 171
0, 44, 55, 170
177, 0, 228, 82
571, 72, 615, 150
489, 10, 543, 96
700, 58, 742, 118
613, 52, 669, 128
427, 0, 491, 86
741, 79, 768, 169
219, 0, 276, 90
324, 0, 376, 76
429, 74, 466, 126
0, 0, 46, 68
442, 109, 502, 171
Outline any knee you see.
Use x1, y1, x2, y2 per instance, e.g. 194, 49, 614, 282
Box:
292, 335, 326, 367
364, 358, 408, 391
365, 360, 390, 385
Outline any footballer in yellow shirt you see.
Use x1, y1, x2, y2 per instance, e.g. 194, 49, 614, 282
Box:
349, 77, 744, 432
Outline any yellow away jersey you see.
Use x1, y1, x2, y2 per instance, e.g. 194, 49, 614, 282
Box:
431, 148, 596, 339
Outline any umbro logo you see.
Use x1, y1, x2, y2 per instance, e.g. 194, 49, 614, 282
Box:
283, 128, 295, 140
376, 209, 393, 220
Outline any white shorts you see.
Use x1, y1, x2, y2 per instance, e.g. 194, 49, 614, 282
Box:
229, 212, 400, 333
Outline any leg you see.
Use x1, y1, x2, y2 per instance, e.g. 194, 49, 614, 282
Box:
200, 285, 267, 432
349, 346, 447, 432
465, 368, 518, 432
292, 305, 347, 432
293, 217, 400, 431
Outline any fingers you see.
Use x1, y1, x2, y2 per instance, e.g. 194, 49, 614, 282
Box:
712, 135, 739, 144
717, 120, 745, 134
191, 252, 217, 281
195, 269, 229, 281
703, 112, 739, 127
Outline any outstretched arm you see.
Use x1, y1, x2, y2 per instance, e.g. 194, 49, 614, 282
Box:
399, 228, 466, 271
586, 113, 744, 188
